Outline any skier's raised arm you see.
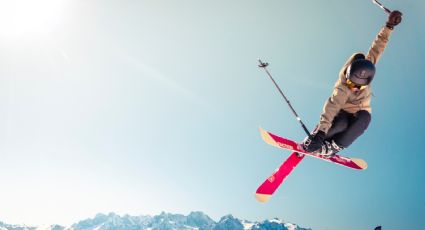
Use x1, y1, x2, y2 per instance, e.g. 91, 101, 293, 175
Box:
366, 11, 403, 64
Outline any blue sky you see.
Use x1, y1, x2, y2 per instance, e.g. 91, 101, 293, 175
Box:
0, 0, 424, 229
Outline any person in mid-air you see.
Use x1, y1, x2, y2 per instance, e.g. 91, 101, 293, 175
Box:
302, 10, 403, 157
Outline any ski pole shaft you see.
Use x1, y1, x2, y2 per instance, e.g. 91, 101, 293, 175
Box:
258, 59, 311, 137
372, 0, 392, 14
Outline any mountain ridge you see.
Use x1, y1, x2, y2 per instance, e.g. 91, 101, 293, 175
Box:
0, 211, 311, 230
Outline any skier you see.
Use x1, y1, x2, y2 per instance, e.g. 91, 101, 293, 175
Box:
302, 10, 403, 157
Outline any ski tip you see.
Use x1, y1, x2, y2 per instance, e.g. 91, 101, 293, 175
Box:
351, 158, 368, 170
258, 127, 266, 133
259, 127, 278, 147
255, 193, 271, 203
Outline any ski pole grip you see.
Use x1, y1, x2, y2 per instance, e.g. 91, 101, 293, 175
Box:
258, 59, 269, 68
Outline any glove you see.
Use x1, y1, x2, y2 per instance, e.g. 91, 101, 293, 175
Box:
386, 10, 402, 30
302, 130, 326, 153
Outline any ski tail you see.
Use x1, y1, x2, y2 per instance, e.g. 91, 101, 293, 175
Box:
260, 127, 298, 151
255, 152, 304, 203
260, 127, 280, 148
350, 158, 368, 169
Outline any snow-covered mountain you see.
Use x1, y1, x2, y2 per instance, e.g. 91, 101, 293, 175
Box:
0, 212, 311, 230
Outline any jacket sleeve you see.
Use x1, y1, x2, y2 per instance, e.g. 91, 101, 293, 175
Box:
366, 26, 393, 64
317, 85, 349, 134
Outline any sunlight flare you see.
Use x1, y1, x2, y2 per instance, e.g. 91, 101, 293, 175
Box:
0, 0, 68, 40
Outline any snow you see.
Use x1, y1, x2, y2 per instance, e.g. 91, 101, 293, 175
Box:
35, 224, 62, 230
284, 223, 298, 230
183, 225, 198, 230
269, 218, 283, 224
93, 223, 105, 230
241, 220, 255, 230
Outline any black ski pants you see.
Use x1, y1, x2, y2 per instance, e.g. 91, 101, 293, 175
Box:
325, 110, 371, 148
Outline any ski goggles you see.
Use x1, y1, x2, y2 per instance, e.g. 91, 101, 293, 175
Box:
346, 79, 367, 90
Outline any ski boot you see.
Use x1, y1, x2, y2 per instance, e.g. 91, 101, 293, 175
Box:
315, 140, 344, 158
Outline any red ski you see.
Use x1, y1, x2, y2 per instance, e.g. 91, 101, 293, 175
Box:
255, 152, 304, 203
255, 128, 367, 203
260, 128, 368, 170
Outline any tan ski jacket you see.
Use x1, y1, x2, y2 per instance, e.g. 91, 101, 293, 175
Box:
318, 26, 393, 134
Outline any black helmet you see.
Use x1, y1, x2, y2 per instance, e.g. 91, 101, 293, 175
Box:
346, 59, 376, 86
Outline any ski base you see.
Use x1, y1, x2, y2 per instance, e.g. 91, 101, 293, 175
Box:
260, 128, 367, 170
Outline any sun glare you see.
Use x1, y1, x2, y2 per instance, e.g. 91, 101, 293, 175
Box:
0, 0, 68, 40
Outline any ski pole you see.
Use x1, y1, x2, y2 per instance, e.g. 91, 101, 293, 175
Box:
258, 59, 311, 137
372, 0, 392, 14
